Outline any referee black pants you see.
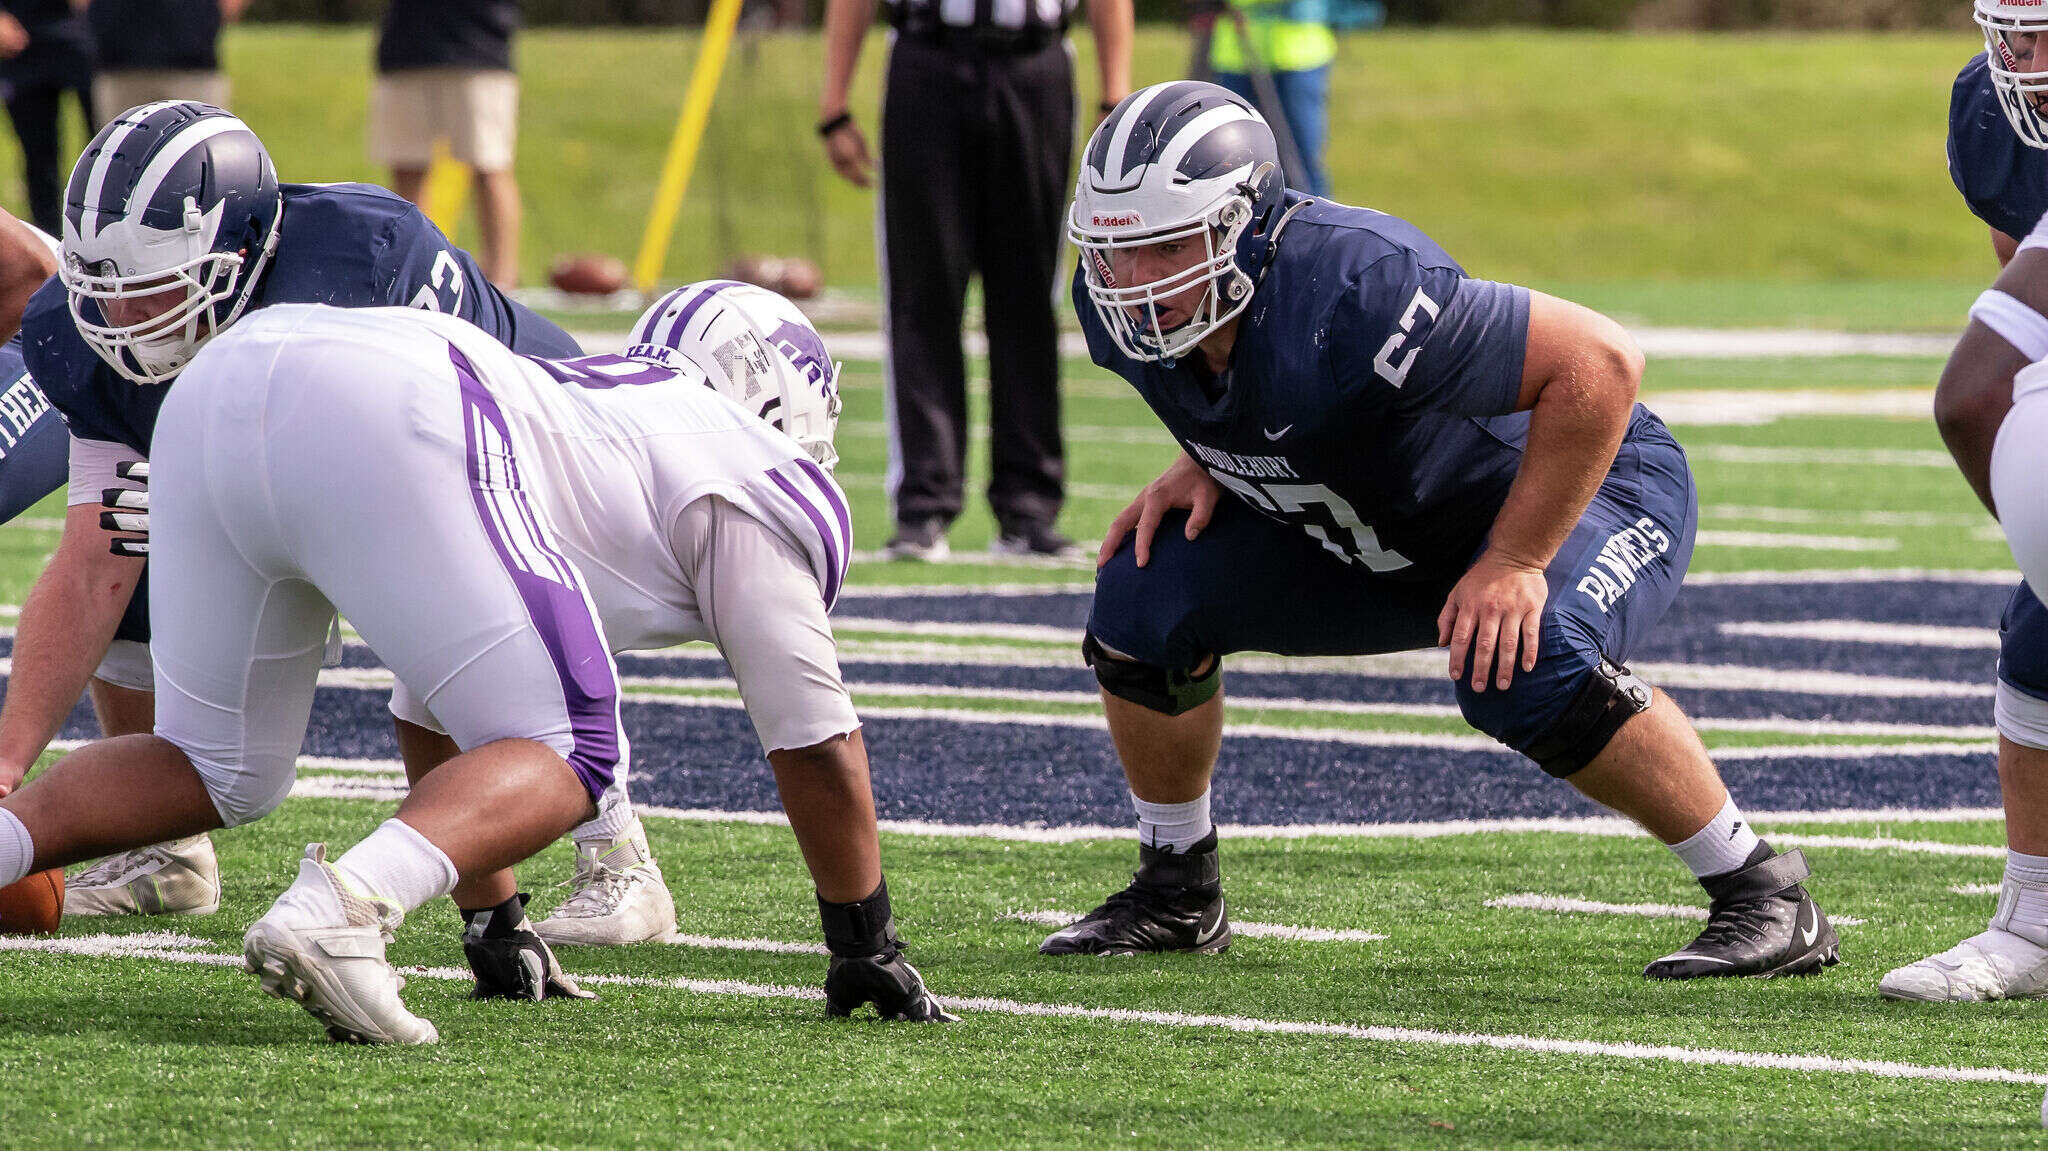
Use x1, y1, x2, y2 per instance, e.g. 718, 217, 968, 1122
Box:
880, 35, 1071, 533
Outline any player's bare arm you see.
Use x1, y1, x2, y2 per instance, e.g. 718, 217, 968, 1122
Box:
0, 208, 54, 343
0, 502, 146, 795
1437, 291, 1643, 692
1935, 245, 2048, 514
1997, 227, 2021, 268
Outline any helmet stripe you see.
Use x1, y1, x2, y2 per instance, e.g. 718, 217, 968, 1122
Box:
73, 102, 226, 240
122, 118, 251, 237
1096, 83, 1178, 185
1156, 104, 1259, 179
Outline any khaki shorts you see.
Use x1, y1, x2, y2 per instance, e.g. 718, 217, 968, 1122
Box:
369, 67, 518, 171
96, 70, 230, 117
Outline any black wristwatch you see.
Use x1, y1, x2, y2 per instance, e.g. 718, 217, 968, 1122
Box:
817, 112, 854, 138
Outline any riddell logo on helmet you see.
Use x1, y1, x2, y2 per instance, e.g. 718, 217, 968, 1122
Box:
1092, 212, 1143, 227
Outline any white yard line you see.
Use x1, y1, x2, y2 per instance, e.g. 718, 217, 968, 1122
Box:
665, 933, 828, 956
1485, 893, 1867, 927
1005, 909, 1387, 943
1719, 620, 1998, 649
4, 930, 2039, 1087
1704, 505, 1988, 529
1696, 531, 1898, 552
1951, 883, 2002, 896
1643, 389, 1932, 426
1689, 445, 1956, 468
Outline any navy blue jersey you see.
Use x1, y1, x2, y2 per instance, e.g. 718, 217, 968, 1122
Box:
0, 335, 66, 522
23, 181, 582, 456
1076, 192, 1537, 583
1950, 52, 2048, 240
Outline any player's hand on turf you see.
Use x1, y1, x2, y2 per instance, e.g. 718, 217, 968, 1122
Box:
99, 460, 149, 558
1437, 550, 1549, 692
824, 948, 957, 1022
821, 117, 875, 189
1101, 452, 1222, 569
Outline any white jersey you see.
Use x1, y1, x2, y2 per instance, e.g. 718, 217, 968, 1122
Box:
255, 304, 851, 654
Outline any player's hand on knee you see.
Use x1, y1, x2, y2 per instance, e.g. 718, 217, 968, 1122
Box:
1437, 551, 1548, 692
1103, 452, 1221, 569
99, 460, 149, 558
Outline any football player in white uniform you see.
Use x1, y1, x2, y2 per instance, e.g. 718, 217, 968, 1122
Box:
0, 299, 949, 1042
1886, 0, 2048, 1007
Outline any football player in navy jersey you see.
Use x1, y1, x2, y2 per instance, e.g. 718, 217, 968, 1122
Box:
0, 102, 679, 940
1040, 81, 1840, 980
0, 207, 68, 526
1884, 6, 2048, 1002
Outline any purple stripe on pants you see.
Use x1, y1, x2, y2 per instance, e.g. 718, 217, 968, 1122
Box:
450, 344, 622, 800
767, 465, 843, 610
792, 457, 853, 590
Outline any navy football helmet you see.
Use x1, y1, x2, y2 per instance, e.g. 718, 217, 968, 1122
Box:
59, 101, 283, 384
1070, 81, 1286, 362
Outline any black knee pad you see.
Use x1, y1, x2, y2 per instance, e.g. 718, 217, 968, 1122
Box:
1523, 659, 1654, 778
1083, 632, 1222, 717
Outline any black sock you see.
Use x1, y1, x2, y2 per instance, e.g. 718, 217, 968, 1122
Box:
460, 892, 532, 939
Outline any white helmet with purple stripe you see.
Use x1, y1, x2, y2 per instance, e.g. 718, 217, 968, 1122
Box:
626, 279, 843, 470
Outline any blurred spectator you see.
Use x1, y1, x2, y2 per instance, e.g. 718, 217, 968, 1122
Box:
1205, 0, 1351, 197
0, 0, 93, 237
90, 0, 243, 115
818, 0, 1132, 561
370, 0, 522, 287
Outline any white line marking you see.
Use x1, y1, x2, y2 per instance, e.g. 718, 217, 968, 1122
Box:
1005, 910, 1387, 943
1690, 445, 1956, 469
1696, 531, 1898, 552
664, 933, 828, 956
1704, 505, 1989, 529
1485, 893, 1867, 927
835, 583, 1096, 598
1644, 390, 1932, 426
1680, 569, 2019, 586
1718, 620, 1998, 649
9, 930, 2040, 1085
1951, 883, 2003, 896
1628, 329, 1956, 359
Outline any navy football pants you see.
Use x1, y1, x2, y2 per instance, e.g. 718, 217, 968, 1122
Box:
1088, 418, 1699, 761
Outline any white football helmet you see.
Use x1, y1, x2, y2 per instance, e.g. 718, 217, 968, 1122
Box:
625, 280, 842, 470
1980, 0, 2048, 149
1070, 80, 1285, 363
60, 101, 282, 384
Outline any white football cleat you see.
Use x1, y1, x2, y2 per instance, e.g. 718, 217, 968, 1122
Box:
65, 834, 221, 916
243, 844, 438, 1045
1879, 928, 2048, 1002
534, 819, 677, 946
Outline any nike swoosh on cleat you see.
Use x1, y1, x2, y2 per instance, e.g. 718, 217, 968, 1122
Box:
1195, 903, 1225, 944
1657, 952, 1737, 966
1799, 904, 1819, 948
1263, 424, 1293, 441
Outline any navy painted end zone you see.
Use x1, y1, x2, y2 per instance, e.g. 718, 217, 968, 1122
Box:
36, 687, 2001, 827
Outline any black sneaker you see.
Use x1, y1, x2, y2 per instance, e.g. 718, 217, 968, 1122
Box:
885, 517, 950, 562
1642, 848, 1840, 980
1039, 831, 1231, 955
990, 522, 1085, 562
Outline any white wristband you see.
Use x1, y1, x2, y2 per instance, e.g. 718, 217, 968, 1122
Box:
1970, 289, 2048, 363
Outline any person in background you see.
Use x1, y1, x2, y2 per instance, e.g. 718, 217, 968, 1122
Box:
0, 0, 93, 237
1203, 0, 1341, 198
370, 0, 523, 288
818, 0, 1132, 562
89, 0, 243, 114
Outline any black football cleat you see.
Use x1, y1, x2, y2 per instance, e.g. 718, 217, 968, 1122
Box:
1643, 848, 1840, 980
1039, 831, 1231, 956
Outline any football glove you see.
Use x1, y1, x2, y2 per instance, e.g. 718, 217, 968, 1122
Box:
462, 893, 596, 1002
818, 876, 956, 1022
99, 460, 148, 558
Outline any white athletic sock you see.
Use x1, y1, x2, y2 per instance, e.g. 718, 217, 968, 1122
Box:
570, 798, 637, 845
1133, 789, 1213, 852
331, 819, 460, 914
0, 808, 31, 887
1667, 796, 1762, 879
1993, 850, 2048, 948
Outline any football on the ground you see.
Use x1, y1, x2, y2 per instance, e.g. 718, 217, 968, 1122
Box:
723, 255, 823, 300
548, 252, 628, 295
0, 868, 61, 934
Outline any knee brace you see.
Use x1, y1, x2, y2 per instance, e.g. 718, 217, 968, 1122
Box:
1083, 632, 1222, 717
1522, 659, 1654, 778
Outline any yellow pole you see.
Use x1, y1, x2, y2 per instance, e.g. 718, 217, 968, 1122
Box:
420, 139, 470, 243
632, 0, 746, 294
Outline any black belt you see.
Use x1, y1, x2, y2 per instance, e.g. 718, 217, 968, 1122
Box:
895, 21, 1061, 55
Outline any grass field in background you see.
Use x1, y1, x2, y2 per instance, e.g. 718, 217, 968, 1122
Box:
0, 26, 2001, 318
